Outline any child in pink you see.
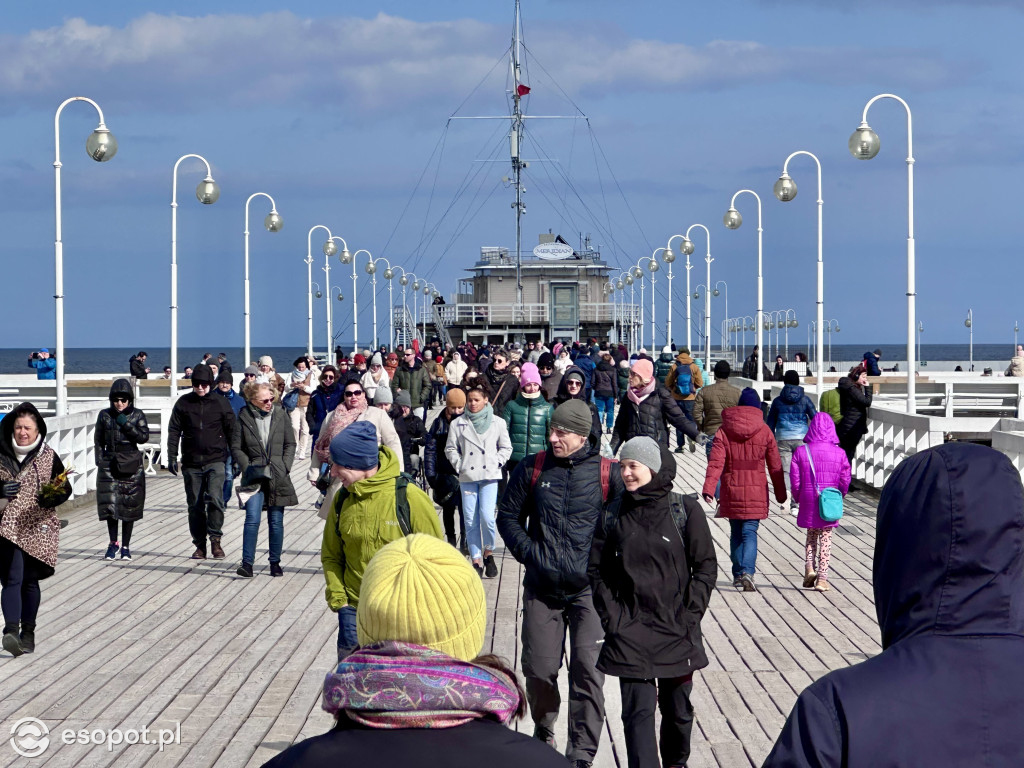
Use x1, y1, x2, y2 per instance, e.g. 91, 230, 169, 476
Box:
790, 412, 851, 591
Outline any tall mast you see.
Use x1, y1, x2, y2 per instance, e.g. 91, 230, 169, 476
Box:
511, 0, 525, 327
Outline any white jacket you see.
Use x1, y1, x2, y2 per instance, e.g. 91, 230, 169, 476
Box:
445, 413, 512, 483
360, 369, 389, 400
445, 357, 468, 385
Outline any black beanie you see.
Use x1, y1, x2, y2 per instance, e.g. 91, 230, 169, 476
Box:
783, 370, 800, 386
537, 352, 556, 369
191, 364, 214, 385
216, 368, 234, 385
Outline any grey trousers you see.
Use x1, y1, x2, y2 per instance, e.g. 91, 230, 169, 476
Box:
182, 462, 226, 550
521, 586, 606, 761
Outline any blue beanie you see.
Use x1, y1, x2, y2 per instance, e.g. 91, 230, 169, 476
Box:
739, 387, 762, 408
329, 421, 380, 469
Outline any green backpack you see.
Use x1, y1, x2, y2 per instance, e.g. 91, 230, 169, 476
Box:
333, 472, 415, 538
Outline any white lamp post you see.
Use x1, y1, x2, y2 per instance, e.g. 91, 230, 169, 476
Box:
666, 235, 696, 352
918, 321, 924, 370
683, 224, 713, 372
170, 154, 220, 398
1015, 321, 1018, 350
965, 309, 973, 371
693, 285, 709, 361
648, 249, 664, 347
723, 190, 764, 384
713, 281, 728, 353
615, 271, 635, 350
357, 251, 379, 349
826, 319, 840, 368
377, 258, 398, 350
423, 283, 439, 342
393, 267, 411, 347
53, 97, 117, 415
850, 94, 916, 412
305, 226, 335, 359
774, 150, 824, 399
243, 193, 282, 367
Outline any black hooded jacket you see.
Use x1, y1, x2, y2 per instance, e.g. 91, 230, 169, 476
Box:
553, 365, 602, 441
610, 381, 698, 453
484, 363, 518, 418
497, 429, 624, 604
588, 446, 716, 679
166, 386, 236, 468
94, 378, 150, 521
764, 443, 1024, 767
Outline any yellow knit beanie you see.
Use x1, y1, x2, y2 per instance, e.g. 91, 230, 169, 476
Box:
356, 534, 486, 662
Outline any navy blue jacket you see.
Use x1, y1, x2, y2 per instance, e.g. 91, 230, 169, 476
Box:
765, 384, 816, 441
862, 350, 882, 376
764, 443, 1024, 767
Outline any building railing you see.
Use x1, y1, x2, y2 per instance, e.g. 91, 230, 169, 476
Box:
425, 302, 640, 325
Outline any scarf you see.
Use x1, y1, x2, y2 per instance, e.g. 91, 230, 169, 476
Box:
12, 434, 42, 460
466, 403, 493, 435
627, 377, 656, 406
250, 405, 272, 448
314, 400, 369, 464
291, 368, 308, 385
521, 390, 541, 400
322, 642, 519, 729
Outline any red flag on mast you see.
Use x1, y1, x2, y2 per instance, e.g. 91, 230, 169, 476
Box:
516, 84, 531, 97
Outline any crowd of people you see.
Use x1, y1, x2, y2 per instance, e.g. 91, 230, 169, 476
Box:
4, 336, 1023, 767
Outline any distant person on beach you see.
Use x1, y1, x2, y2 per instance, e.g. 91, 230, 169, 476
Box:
95, 379, 149, 562
836, 366, 872, 461
165, 364, 237, 560
764, 444, 1024, 767
129, 351, 150, 379
1005, 345, 1024, 377
27, 349, 55, 380
862, 349, 882, 376
0, 403, 71, 657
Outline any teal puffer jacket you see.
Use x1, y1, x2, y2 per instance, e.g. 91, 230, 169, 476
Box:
502, 393, 554, 463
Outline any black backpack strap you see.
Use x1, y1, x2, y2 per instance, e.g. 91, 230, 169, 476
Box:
668, 492, 690, 544
395, 473, 413, 535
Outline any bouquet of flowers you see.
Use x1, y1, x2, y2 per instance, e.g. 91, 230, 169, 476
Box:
38, 466, 73, 507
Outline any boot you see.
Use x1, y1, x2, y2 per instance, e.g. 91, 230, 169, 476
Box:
2, 624, 23, 657
210, 537, 225, 560
190, 547, 206, 560
19, 623, 34, 654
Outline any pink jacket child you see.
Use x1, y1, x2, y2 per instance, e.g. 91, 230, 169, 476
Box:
790, 412, 852, 530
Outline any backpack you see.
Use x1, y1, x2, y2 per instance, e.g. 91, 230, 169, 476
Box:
529, 450, 613, 502
675, 364, 697, 397
333, 472, 415, 538
602, 491, 691, 542
802, 445, 844, 522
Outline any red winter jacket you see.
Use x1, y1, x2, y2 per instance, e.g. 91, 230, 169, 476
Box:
702, 405, 787, 519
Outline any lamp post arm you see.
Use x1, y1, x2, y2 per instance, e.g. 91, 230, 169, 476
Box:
244, 192, 279, 366
306, 225, 333, 261
172, 154, 214, 204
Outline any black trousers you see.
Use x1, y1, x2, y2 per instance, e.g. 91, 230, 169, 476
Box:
0, 538, 43, 630
619, 675, 694, 768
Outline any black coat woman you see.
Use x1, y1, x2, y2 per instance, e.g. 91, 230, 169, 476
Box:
0, 402, 71, 656
836, 365, 873, 461
95, 378, 150, 560
589, 437, 717, 768
231, 382, 298, 578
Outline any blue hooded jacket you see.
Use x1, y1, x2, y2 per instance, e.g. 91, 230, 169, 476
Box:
764, 443, 1024, 767
766, 384, 816, 441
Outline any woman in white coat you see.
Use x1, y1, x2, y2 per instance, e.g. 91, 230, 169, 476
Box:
445, 351, 468, 388
445, 378, 512, 578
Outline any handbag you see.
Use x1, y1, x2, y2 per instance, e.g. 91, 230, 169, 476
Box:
111, 449, 142, 477
242, 463, 273, 486
315, 462, 331, 493
281, 389, 300, 413
803, 445, 843, 522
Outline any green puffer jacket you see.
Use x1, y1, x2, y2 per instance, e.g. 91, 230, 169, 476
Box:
321, 446, 442, 611
654, 352, 675, 384
819, 388, 841, 426
502, 393, 554, 463
392, 360, 432, 408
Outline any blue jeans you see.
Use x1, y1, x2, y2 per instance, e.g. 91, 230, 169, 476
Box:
222, 455, 234, 506
338, 605, 358, 659
704, 435, 721, 499
595, 395, 615, 430
729, 519, 760, 578
676, 400, 695, 446
241, 491, 284, 566
460, 480, 499, 561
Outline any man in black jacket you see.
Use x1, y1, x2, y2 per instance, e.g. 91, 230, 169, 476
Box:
129, 351, 149, 379
424, 388, 466, 550
166, 364, 237, 560
497, 399, 624, 768
484, 347, 518, 417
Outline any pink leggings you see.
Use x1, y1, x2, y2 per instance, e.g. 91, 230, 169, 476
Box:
805, 528, 833, 581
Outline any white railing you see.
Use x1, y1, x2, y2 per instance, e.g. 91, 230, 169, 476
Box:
44, 408, 102, 498
852, 406, 947, 489
429, 302, 639, 325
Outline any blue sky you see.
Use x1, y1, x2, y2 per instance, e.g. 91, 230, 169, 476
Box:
3, 0, 1021, 355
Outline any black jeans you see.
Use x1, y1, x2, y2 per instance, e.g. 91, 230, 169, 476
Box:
0, 539, 42, 630
182, 462, 226, 549
619, 675, 694, 768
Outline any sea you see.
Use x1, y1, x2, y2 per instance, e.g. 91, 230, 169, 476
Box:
1, 343, 1017, 375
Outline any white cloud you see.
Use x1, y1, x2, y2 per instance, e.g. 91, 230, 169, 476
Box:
0, 12, 973, 116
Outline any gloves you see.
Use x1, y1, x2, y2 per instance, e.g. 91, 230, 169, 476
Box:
115, 413, 128, 426
1, 481, 21, 498
232, 463, 242, 480
167, 460, 178, 476
695, 433, 710, 446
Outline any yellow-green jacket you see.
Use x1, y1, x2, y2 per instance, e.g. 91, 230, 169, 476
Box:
321, 445, 442, 611
819, 388, 841, 426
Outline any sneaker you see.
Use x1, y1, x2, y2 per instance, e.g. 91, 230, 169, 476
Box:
119, 547, 132, 561
732, 576, 743, 590
741, 573, 757, 592
533, 727, 556, 749
689, 441, 696, 453
210, 538, 226, 560
104, 542, 119, 560
483, 555, 498, 578
472, 562, 484, 578
802, 572, 817, 588
674, 446, 685, 454
190, 548, 206, 560
2, 631, 23, 657
270, 563, 283, 577
236, 563, 254, 578
814, 579, 831, 592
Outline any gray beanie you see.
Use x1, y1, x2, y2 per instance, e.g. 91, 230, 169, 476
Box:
374, 387, 393, 406
551, 399, 593, 437
370, 352, 383, 367
619, 436, 662, 473
395, 391, 412, 408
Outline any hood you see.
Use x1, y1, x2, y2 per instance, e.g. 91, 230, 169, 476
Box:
779, 384, 805, 405
623, 445, 677, 508
720, 405, 765, 441
676, 352, 694, 365
874, 443, 1024, 649
803, 412, 839, 444
837, 376, 858, 394
596, 359, 614, 372
0, 402, 48, 462
659, 352, 674, 363
108, 378, 135, 407
346, 445, 401, 501
555, 365, 587, 402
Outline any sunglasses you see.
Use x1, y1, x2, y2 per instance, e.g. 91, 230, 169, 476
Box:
344, 390, 364, 397
257, 397, 274, 404
112, 396, 129, 403
322, 375, 335, 381
244, 373, 256, 378
567, 380, 582, 387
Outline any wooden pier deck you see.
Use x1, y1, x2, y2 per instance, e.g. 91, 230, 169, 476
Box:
0, 420, 882, 768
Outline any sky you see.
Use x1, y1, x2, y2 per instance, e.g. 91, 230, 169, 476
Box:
2, 0, 1022, 355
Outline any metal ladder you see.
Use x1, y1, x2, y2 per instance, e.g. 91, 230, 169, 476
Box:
432, 304, 454, 349
393, 305, 419, 348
